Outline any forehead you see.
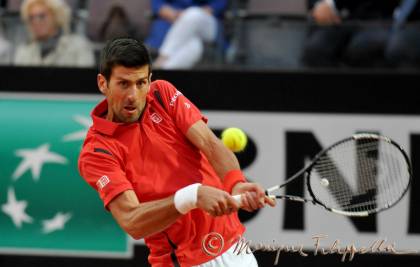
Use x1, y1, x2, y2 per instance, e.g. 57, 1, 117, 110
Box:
28, 3, 49, 13
110, 65, 150, 81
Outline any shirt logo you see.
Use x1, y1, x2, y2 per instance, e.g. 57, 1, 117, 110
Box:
96, 175, 110, 190
169, 91, 182, 106
184, 102, 191, 109
150, 113, 163, 124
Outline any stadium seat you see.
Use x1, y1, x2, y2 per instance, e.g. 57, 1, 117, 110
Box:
246, 0, 307, 17
86, 0, 150, 42
227, 0, 308, 69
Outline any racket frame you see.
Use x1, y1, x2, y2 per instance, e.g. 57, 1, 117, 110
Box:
265, 133, 413, 217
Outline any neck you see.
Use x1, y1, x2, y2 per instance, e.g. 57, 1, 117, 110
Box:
37, 28, 60, 42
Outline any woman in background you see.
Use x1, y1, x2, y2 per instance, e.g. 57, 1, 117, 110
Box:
14, 0, 94, 67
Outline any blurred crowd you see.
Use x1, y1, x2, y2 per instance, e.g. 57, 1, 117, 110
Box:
0, 0, 419, 70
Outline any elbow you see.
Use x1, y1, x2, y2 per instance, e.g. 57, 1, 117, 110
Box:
121, 220, 146, 240
123, 220, 158, 240
129, 232, 144, 240
116, 208, 156, 240
124, 224, 145, 240
125, 224, 159, 240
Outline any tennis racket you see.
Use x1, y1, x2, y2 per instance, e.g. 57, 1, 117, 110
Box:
233, 133, 412, 217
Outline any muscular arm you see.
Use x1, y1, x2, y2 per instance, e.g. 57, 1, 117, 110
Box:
108, 190, 180, 240
107, 119, 255, 240
108, 184, 239, 240
186, 120, 240, 179
186, 120, 276, 210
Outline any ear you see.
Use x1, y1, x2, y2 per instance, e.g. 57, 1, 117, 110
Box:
97, 74, 108, 95
146, 72, 153, 93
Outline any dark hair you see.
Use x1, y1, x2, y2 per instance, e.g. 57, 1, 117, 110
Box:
99, 37, 152, 81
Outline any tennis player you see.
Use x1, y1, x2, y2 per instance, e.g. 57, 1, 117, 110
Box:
78, 37, 275, 266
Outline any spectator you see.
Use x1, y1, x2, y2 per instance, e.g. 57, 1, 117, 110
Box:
0, 18, 11, 64
0, 34, 11, 64
14, 0, 95, 67
146, 0, 227, 69
302, 0, 420, 68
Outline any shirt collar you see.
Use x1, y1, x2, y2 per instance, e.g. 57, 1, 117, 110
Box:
91, 93, 155, 136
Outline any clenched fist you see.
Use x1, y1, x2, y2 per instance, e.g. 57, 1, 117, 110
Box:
197, 185, 239, 217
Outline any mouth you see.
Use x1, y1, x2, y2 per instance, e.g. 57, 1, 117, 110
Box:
123, 105, 137, 115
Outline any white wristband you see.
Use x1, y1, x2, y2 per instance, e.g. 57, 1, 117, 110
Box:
174, 183, 201, 214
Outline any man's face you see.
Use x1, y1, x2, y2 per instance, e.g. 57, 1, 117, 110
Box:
27, 3, 57, 41
98, 65, 151, 123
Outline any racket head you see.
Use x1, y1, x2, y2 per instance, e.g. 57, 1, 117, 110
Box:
306, 133, 412, 217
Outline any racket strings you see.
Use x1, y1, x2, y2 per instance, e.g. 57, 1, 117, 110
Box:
309, 137, 410, 214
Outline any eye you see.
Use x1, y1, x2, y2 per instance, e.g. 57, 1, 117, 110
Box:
137, 80, 147, 87
119, 81, 128, 88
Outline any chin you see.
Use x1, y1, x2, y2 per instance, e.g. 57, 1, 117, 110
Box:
125, 114, 141, 123
126, 118, 139, 123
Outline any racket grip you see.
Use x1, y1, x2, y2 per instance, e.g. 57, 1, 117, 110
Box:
232, 194, 242, 206
232, 194, 276, 208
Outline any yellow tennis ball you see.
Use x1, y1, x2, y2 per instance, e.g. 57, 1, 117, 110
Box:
221, 127, 248, 152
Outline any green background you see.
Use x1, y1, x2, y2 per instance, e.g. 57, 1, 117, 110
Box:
0, 98, 128, 255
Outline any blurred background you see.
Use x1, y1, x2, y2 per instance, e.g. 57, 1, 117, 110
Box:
1, 0, 420, 266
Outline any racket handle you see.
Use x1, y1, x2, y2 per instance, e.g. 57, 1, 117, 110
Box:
232, 194, 276, 207
232, 194, 242, 206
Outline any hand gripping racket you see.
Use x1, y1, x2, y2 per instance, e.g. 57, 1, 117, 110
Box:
233, 133, 412, 217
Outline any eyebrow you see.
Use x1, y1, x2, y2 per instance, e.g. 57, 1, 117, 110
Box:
115, 75, 149, 80
115, 76, 148, 82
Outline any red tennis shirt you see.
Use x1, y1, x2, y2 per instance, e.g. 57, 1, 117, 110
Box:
78, 80, 245, 266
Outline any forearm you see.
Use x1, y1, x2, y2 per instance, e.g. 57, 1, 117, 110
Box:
203, 137, 240, 179
185, 121, 244, 188
111, 195, 181, 240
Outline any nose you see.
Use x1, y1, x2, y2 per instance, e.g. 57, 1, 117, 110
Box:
126, 86, 137, 102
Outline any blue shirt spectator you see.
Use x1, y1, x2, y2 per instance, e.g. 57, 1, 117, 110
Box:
146, 0, 226, 50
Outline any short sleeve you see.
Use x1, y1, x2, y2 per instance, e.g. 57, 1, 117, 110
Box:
78, 142, 133, 209
153, 80, 208, 135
